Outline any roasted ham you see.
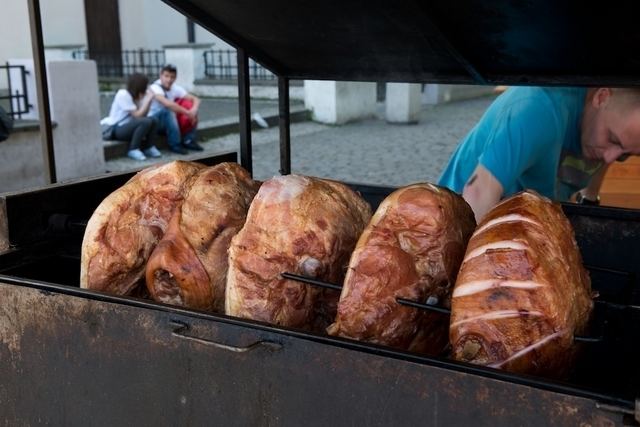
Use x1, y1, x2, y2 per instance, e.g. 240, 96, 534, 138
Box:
327, 183, 476, 355
80, 161, 204, 295
450, 190, 593, 377
145, 163, 260, 312
225, 174, 371, 332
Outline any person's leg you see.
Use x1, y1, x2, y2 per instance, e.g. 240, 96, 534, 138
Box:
153, 109, 186, 154
130, 117, 153, 151
136, 117, 152, 150
182, 127, 203, 151
113, 119, 137, 147
113, 119, 148, 160
142, 116, 162, 158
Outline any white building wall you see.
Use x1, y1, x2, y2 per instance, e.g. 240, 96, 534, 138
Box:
118, 1, 147, 49
195, 25, 230, 49
140, 0, 186, 48
0, 1, 32, 65
119, 0, 228, 50
0, 0, 230, 65
1, 0, 87, 66
41, 0, 87, 47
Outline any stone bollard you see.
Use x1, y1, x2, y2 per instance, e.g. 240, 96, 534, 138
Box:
423, 84, 496, 104
304, 81, 377, 125
163, 43, 214, 91
48, 60, 105, 182
0, 60, 105, 192
385, 83, 421, 124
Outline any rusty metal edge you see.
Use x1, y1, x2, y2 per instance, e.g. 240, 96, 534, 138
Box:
0, 197, 8, 253
0, 272, 635, 415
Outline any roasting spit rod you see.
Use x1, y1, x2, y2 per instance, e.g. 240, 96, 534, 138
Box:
281, 272, 343, 291
281, 272, 448, 313
46, 214, 88, 236
394, 297, 452, 314
281, 272, 603, 343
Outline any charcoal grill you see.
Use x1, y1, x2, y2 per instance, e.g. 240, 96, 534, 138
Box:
2, 1, 640, 425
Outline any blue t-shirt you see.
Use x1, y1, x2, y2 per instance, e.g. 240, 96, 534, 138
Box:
438, 87, 601, 201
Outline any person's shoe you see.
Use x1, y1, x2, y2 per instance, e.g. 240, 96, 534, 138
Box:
183, 140, 204, 151
252, 112, 269, 129
169, 145, 188, 155
127, 149, 147, 161
143, 146, 162, 158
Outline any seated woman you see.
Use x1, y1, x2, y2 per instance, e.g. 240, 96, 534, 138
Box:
101, 73, 161, 161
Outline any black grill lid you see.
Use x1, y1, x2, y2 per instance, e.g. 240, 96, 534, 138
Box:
164, 0, 640, 86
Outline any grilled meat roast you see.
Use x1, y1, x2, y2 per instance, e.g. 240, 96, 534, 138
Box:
327, 183, 476, 355
80, 161, 204, 295
226, 174, 372, 332
450, 190, 593, 377
145, 163, 260, 312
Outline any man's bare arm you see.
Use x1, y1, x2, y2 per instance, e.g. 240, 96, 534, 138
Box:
461, 163, 504, 222
153, 94, 192, 116
584, 164, 609, 200
130, 90, 154, 118
184, 93, 200, 112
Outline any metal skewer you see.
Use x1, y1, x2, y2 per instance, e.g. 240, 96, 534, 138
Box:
280, 272, 343, 291
281, 272, 602, 343
281, 272, 450, 314
395, 297, 452, 314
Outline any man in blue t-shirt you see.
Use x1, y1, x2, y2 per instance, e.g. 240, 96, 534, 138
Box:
438, 87, 640, 221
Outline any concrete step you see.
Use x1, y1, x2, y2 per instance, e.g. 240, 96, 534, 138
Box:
103, 107, 310, 160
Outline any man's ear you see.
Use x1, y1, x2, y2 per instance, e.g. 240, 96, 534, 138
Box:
592, 88, 612, 109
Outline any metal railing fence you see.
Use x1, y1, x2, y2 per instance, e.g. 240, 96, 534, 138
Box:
203, 50, 275, 81
72, 49, 165, 78
0, 63, 31, 119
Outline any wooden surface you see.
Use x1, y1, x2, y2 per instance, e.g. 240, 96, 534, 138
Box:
600, 156, 640, 209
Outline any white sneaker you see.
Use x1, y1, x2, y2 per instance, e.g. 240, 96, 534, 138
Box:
127, 149, 146, 161
143, 146, 162, 158
252, 112, 269, 128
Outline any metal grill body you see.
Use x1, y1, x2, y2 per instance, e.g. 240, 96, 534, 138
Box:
0, 160, 639, 424
4, 0, 640, 424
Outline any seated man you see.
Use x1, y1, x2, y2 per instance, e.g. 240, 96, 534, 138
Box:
438, 86, 640, 221
148, 64, 203, 154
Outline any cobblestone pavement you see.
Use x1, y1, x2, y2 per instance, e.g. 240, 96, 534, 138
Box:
105, 95, 496, 187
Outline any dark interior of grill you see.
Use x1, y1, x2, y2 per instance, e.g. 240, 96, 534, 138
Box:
1, 176, 639, 404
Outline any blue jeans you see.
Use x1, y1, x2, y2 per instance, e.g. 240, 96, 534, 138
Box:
150, 108, 197, 148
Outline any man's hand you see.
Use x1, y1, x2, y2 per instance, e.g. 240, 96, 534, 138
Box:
570, 164, 609, 204
461, 164, 504, 222
185, 94, 200, 115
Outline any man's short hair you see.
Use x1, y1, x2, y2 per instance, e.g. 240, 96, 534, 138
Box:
610, 87, 640, 112
161, 63, 177, 74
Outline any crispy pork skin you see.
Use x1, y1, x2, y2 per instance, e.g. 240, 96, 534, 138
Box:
80, 161, 204, 295
450, 190, 593, 377
225, 175, 371, 332
327, 183, 476, 355
145, 163, 260, 312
